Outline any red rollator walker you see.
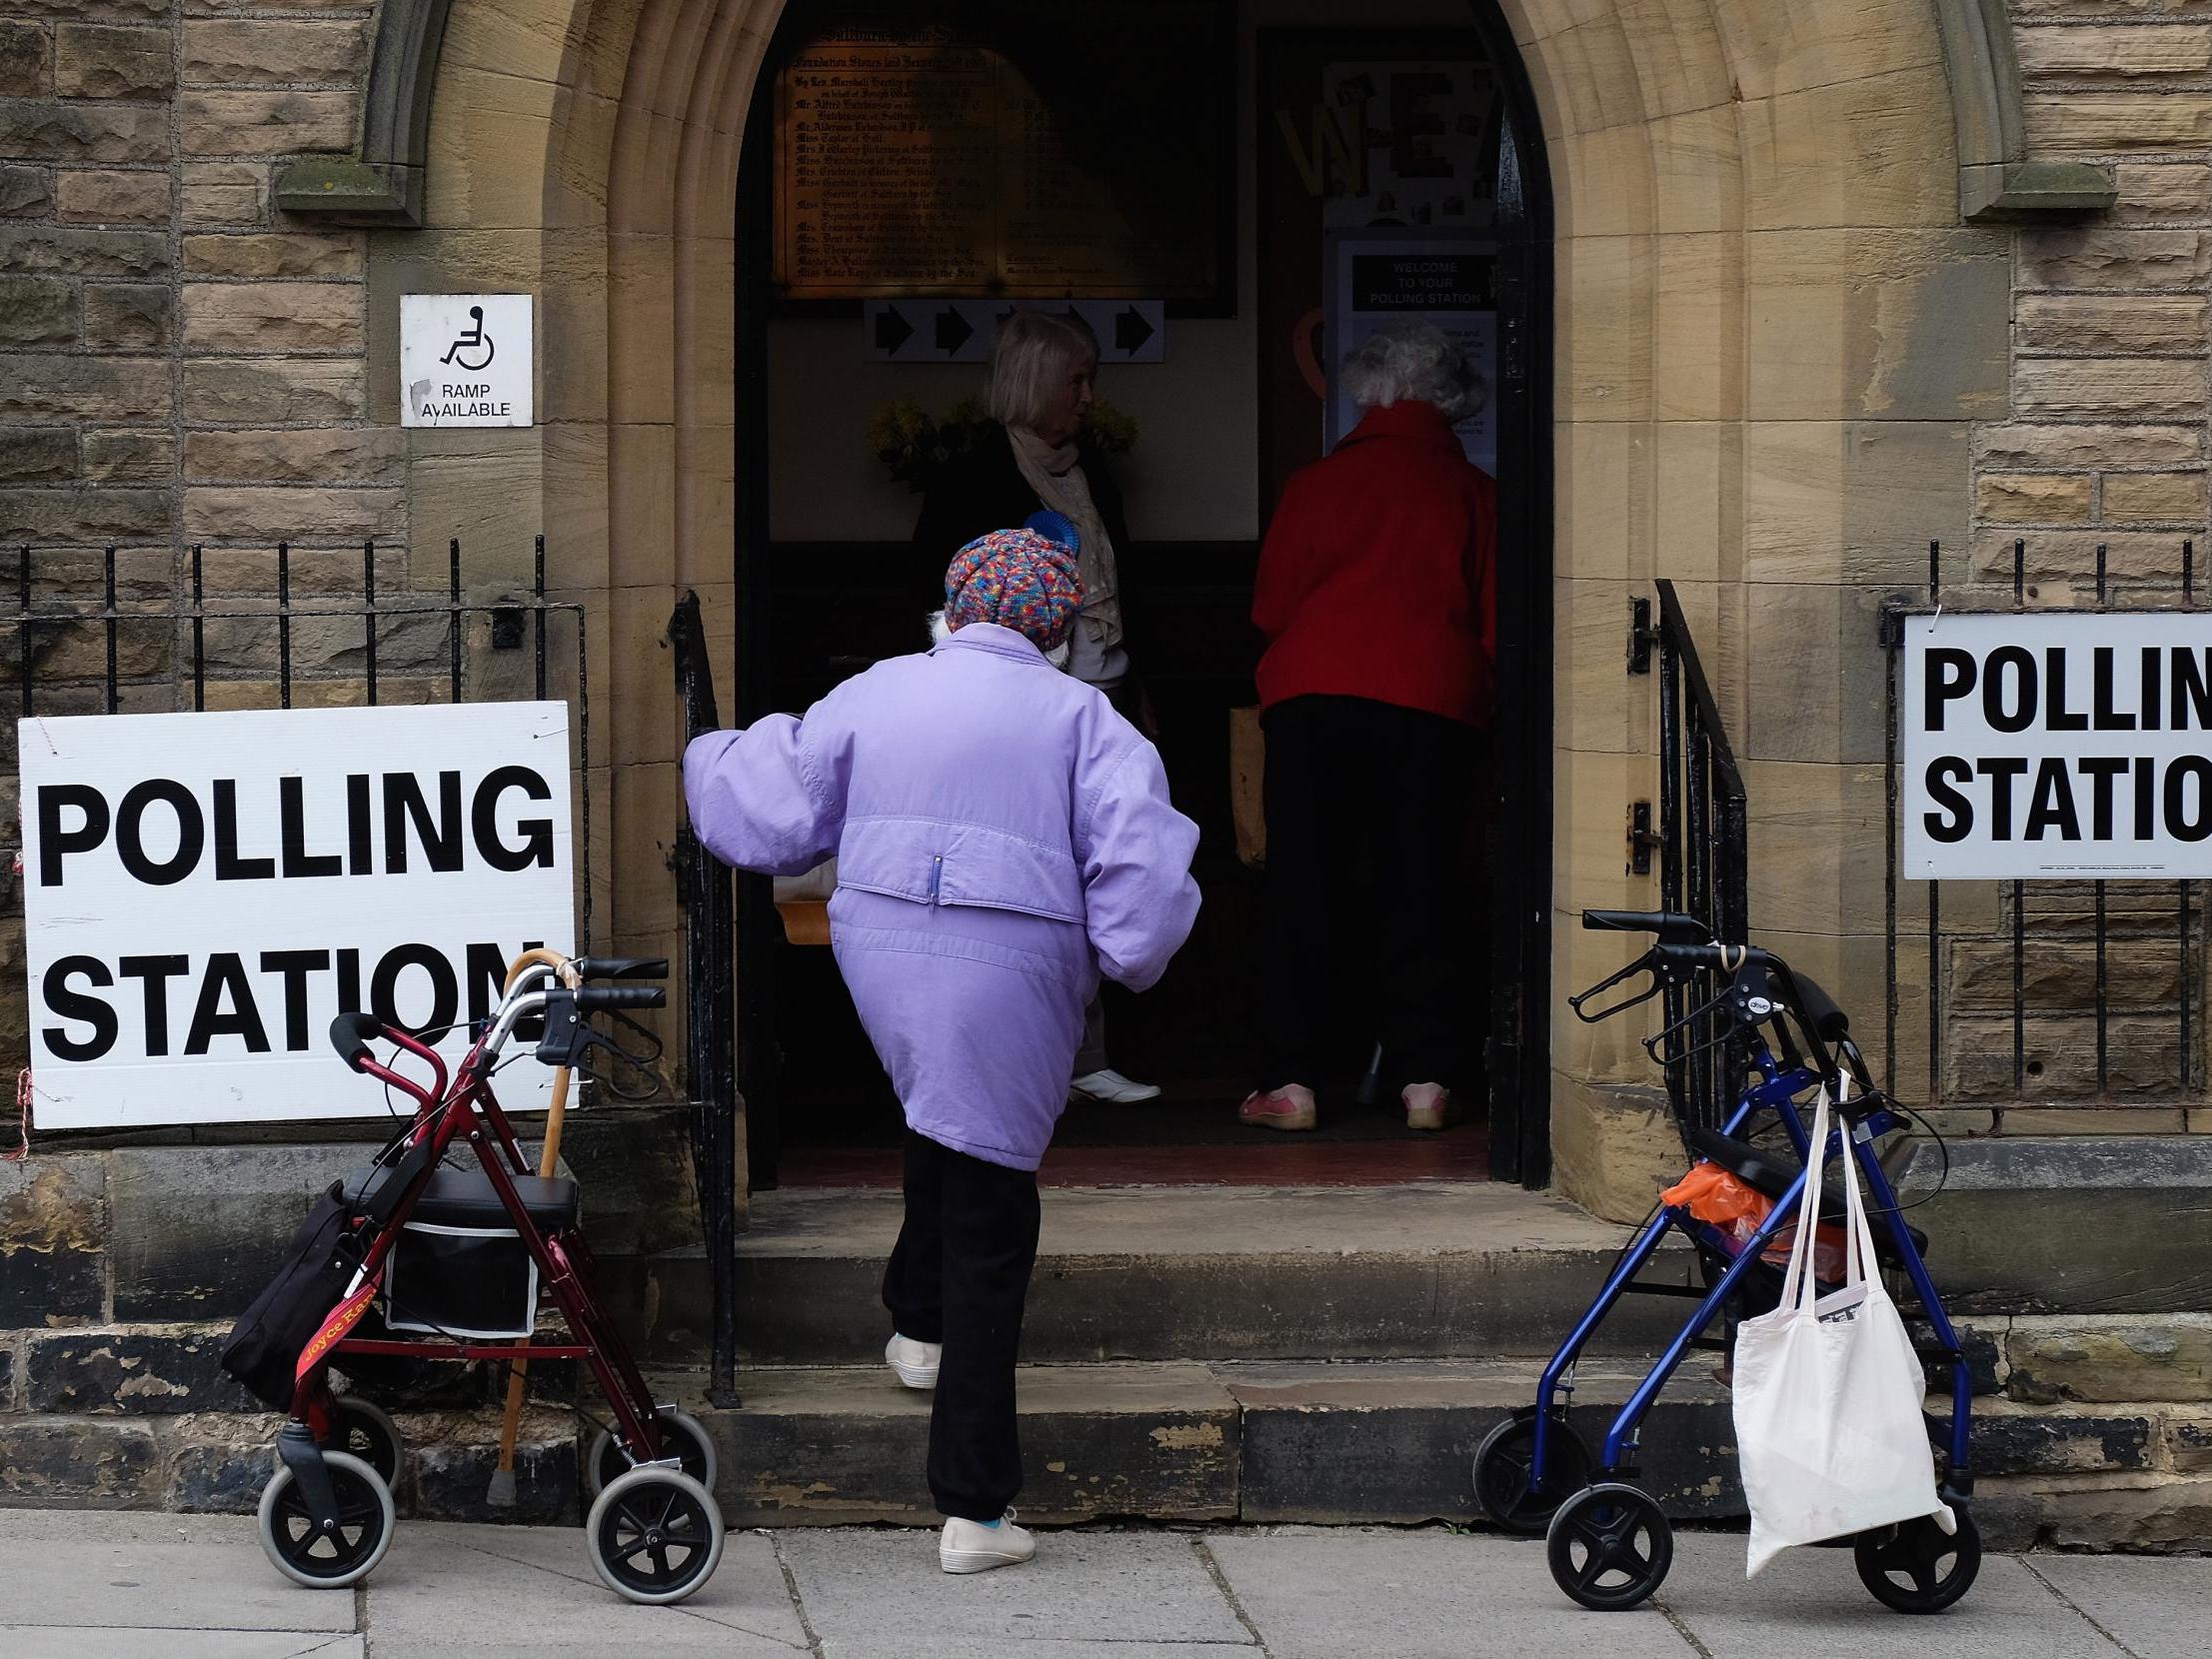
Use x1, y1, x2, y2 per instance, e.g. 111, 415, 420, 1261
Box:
225, 948, 724, 1603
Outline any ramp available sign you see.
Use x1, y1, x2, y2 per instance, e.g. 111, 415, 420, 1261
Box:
1902, 612, 2212, 879
19, 703, 576, 1128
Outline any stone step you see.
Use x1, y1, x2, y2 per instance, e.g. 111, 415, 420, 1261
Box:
604, 1182, 1695, 1366
673, 1358, 1744, 1529
0, 1346, 2156, 1544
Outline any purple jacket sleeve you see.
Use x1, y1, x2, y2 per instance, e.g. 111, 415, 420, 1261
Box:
1079, 739, 1201, 992
682, 717, 844, 876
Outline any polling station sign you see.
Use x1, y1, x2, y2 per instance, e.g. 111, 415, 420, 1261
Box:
1902, 613, 2212, 879
19, 703, 575, 1128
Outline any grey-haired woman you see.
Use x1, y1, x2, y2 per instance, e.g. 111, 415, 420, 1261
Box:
914, 308, 1159, 1106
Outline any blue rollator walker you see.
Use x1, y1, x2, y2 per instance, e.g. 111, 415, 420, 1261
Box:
1472, 909, 1979, 1614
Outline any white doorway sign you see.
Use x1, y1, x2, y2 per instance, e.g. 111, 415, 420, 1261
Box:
402, 294, 534, 428
1323, 231, 1497, 474
1901, 611, 2212, 879
19, 703, 576, 1128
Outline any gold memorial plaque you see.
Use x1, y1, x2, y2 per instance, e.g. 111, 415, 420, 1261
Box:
774, 17, 1227, 305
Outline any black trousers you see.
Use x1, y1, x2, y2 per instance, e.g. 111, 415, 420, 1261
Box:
881, 1128, 1042, 1522
1255, 694, 1480, 1093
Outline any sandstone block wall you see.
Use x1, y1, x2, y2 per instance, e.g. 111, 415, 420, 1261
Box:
1917, 2, 2212, 1131
4, 0, 2212, 1195
0, 0, 374, 561
0, 0, 690, 1095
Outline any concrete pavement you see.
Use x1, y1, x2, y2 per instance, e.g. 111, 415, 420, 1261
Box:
1, 1506, 2205, 1658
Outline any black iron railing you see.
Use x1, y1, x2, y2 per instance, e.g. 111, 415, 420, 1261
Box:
1646, 579, 1750, 1133
1882, 538, 2203, 1119
669, 592, 740, 1406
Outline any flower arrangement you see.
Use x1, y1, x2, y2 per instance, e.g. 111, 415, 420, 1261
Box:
868, 395, 1139, 493
1082, 397, 1138, 457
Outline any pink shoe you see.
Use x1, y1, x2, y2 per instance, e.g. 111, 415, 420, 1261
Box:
1403, 1082, 1462, 1132
1238, 1084, 1317, 1131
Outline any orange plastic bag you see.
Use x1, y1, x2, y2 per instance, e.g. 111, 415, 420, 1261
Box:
1661, 1162, 1768, 1224
1662, 1161, 1849, 1281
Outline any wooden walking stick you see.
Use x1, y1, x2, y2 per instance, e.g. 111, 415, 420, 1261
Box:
487, 947, 578, 1507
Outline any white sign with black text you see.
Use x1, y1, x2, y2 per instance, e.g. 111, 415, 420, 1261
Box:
1902, 612, 2212, 879
1323, 230, 1497, 474
401, 293, 534, 428
20, 703, 576, 1128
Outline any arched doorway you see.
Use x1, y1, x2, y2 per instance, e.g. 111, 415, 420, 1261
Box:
721, 0, 1555, 1188
361, 0, 2010, 1217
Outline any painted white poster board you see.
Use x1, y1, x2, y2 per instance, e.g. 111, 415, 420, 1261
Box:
1323, 231, 1497, 474
1901, 612, 2212, 879
20, 703, 576, 1128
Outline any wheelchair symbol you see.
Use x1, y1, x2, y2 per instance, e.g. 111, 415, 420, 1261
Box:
440, 306, 495, 372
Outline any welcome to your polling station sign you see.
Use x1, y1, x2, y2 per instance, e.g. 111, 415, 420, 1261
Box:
19, 703, 575, 1129
1903, 612, 2212, 880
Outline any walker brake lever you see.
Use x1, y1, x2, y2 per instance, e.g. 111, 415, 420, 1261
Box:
1568, 949, 1666, 1023
535, 990, 667, 1102
604, 1007, 666, 1069
1641, 982, 1736, 1064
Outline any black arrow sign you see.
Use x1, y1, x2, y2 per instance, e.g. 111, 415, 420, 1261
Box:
874, 306, 915, 354
1113, 306, 1154, 357
935, 308, 975, 355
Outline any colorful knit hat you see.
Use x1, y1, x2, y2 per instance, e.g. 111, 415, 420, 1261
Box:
944, 528, 1086, 653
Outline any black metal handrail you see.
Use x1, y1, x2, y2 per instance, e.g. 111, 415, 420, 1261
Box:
669, 592, 740, 1407
1652, 579, 1749, 1133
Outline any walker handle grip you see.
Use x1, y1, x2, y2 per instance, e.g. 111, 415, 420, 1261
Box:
1581, 909, 1709, 943
329, 1010, 383, 1072
576, 984, 667, 1011
572, 956, 668, 981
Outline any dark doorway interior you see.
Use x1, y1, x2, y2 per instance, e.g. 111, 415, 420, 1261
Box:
730, 1, 1551, 1189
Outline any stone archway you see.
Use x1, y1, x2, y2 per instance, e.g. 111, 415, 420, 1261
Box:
333, 0, 2071, 1213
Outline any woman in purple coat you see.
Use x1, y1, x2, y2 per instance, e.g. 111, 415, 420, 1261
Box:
683, 529, 1201, 1574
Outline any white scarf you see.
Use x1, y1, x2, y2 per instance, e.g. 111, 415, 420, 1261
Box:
1008, 426, 1122, 651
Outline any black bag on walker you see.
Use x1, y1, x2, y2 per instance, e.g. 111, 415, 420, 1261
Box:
220, 1179, 359, 1410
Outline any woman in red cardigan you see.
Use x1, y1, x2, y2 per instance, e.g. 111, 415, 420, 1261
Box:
1242, 323, 1497, 1134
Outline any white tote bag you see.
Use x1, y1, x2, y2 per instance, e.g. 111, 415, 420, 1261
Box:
1730, 1078, 1953, 1576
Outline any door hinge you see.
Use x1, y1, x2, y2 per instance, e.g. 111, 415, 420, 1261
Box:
1627, 596, 1656, 676
1626, 801, 1661, 875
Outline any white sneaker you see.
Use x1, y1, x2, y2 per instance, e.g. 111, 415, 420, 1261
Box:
885, 1333, 941, 1390
940, 1511, 1037, 1574
1070, 1067, 1162, 1104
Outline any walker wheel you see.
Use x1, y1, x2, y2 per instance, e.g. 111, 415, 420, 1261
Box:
1472, 1407, 1593, 1535
1545, 1483, 1674, 1611
276, 1395, 403, 1487
331, 1396, 403, 1486
257, 1450, 395, 1589
585, 1467, 725, 1605
1855, 1509, 1981, 1614
585, 1407, 718, 1498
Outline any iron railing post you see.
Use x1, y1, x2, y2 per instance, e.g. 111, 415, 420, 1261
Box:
669, 592, 741, 1408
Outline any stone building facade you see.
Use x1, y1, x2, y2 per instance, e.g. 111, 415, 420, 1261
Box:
3, 0, 2212, 1539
